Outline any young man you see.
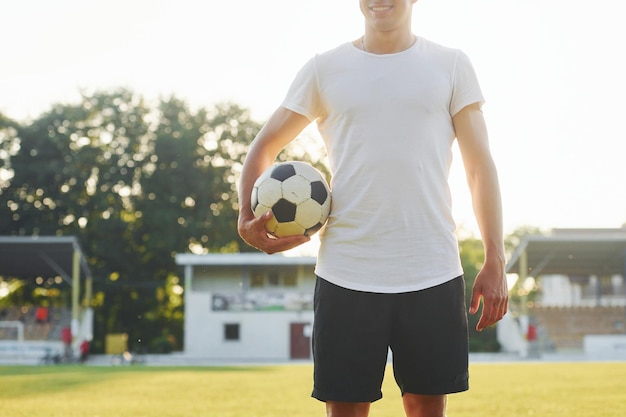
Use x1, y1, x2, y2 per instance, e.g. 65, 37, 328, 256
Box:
238, 1, 508, 416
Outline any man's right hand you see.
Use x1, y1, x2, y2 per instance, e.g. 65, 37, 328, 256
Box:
238, 210, 310, 254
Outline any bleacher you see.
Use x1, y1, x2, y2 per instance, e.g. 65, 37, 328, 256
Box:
0, 306, 71, 340
531, 306, 626, 350
0, 306, 71, 364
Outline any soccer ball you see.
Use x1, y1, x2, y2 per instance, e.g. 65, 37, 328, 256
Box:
251, 161, 331, 237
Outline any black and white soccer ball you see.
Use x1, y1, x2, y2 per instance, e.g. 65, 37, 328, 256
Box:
251, 161, 331, 237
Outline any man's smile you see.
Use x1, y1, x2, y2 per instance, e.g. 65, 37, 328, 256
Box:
370, 5, 393, 13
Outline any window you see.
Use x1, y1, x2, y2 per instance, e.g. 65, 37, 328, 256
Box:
250, 272, 264, 288
282, 271, 297, 287
224, 323, 240, 341
267, 271, 280, 287
249, 268, 298, 288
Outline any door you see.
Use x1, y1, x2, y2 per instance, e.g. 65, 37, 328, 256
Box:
290, 322, 311, 359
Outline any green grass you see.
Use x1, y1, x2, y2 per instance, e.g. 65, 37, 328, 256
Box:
0, 362, 625, 416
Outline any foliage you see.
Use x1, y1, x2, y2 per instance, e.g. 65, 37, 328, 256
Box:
0, 114, 18, 198
504, 224, 547, 257
0, 91, 263, 351
0, 90, 535, 353
0, 90, 328, 353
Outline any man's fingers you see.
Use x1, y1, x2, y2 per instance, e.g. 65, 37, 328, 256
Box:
245, 211, 311, 254
255, 210, 273, 227
261, 233, 310, 254
469, 287, 481, 315
475, 292, 508, 331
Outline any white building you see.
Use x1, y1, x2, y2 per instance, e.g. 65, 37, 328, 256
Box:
502, 228, 626, 357
0, 236, 93, 364
539, 273, 625, 307
175, 253, 316, 361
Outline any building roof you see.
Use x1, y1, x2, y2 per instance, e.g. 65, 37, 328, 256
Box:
0, 236, 92, 282
175, 253, 317, 267
506, 228, 626, 277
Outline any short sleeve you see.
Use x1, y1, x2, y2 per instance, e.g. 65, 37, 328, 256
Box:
281, 56, 323, 122
449, 50, 485, 116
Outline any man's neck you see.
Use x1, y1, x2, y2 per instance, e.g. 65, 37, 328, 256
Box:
360, 31, 417, 54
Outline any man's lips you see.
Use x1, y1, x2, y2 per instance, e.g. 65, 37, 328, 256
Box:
370, 5, 393, 12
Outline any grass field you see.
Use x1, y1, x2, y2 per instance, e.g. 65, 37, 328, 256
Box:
1, 362, 625, 417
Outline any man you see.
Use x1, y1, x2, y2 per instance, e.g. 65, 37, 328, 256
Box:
238, 1, 508, 416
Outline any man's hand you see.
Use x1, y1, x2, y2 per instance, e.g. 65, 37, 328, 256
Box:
238, 210, 310, 254
469, 260, 509, 331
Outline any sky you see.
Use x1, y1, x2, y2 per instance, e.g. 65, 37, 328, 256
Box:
1, 0, 625, 238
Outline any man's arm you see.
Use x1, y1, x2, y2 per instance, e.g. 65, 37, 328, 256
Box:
453, 102, 509, 331
238, 107, 312, 254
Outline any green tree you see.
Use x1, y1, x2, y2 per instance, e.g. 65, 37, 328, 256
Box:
0, 91, 268, 352
0, 113, 17, 175
0, 89, 373, 353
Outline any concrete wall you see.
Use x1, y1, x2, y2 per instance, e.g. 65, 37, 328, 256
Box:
182, 258, 316, 361
584, 335, 626, 360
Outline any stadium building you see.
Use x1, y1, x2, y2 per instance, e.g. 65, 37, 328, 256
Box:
501, 228, 626, 359
175, 253, 315, 362
0, 236, 93, 364
3, 229, 625, 364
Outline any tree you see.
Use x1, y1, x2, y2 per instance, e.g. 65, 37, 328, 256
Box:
0, 89, 332, 352
0, 91, 264, 351
0, 113, 17, 179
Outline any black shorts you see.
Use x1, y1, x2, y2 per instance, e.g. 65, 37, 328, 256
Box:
311, 276, 469, 403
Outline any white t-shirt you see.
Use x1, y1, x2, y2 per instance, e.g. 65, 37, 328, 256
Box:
282, 37, 485, 293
